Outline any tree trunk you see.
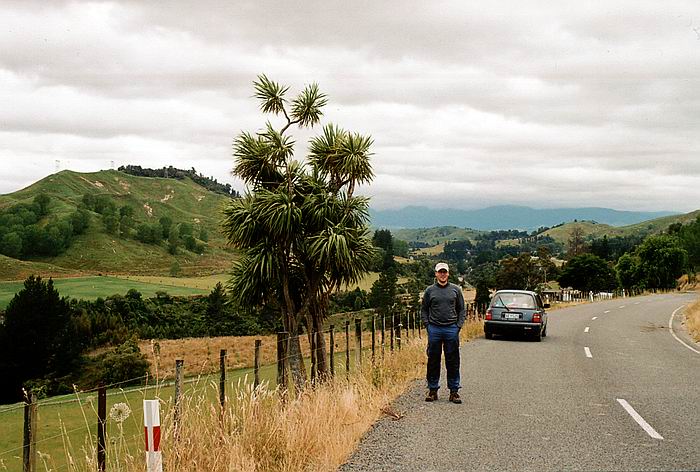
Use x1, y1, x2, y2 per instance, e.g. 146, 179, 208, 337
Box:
312, 312, 329, 380
282, 308, 307, 393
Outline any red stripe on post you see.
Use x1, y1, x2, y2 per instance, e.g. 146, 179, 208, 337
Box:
144, 427, 149, 450
153, 426, 161, 452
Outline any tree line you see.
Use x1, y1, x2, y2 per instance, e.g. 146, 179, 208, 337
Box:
118, 165, 241, 198
0, 277, 278, 403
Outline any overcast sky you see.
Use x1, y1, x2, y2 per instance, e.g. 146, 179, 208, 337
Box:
2, 1, 699, 212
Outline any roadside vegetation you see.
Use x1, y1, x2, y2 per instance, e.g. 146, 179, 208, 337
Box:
686, 298, 700, 342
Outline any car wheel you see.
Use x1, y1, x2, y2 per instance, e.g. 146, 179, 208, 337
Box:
485, 331, 493, 340
533, 330, 542, 342
542, 324, 547, 337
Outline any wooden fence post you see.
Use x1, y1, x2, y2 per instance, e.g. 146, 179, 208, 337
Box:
345, 320, 351, 378
219, 349, 227, 411
174, 359, 184, 438
97, 386, 106, 472
404, 311, 409, 339
381, 315, 386, 356
390, 312, 395, 351
22, 392, 37, 472
277, 332, 288, 393
411, 310, 416, 338
354, 318, 362, 371
254, 340, 261, 389
329, 325, 335, 378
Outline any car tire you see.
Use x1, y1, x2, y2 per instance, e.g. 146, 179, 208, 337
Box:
533, 330, 542, 342
542, 324, 547, 337
485, 331, 493, 340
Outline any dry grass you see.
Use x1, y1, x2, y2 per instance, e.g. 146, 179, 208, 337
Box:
685, 298, 700, 342
80, 320, 484, 472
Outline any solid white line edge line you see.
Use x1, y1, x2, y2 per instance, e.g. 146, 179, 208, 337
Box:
616, 398, 664, 440
584, 347, 592, 358
668, 305, 700, 355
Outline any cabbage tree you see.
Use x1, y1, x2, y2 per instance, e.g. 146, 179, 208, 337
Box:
222, 75, 375, 390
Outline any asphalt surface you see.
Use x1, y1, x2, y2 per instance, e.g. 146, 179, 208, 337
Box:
339, 292, 700, 471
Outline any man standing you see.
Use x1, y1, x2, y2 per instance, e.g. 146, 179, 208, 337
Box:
421, 262, 466, 404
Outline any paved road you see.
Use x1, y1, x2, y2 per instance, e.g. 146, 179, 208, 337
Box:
340, 293, 700, 471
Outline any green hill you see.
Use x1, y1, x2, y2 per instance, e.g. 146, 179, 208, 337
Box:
542, 209, 700, 245
0, 169, 238, 280
391, 226, 485, 245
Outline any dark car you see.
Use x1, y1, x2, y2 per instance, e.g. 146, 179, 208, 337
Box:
484, 290, 549, 341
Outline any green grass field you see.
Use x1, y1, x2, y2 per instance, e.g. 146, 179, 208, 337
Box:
0, 353, 365, 472
0, 276, 210, 309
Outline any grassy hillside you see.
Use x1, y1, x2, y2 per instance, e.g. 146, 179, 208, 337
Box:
0, 254, 84, 280
391, 226, 484, 245
542, 209, 700, 245
0, 169, 239, 279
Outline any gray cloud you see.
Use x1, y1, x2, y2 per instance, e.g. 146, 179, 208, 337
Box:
1, 0, 699, 214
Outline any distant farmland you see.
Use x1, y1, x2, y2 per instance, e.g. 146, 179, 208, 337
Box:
0, 276, 209, 308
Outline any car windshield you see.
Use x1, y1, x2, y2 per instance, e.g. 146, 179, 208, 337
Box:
492, 293, 536, 309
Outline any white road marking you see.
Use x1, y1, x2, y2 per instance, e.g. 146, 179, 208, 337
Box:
616, 399, 664, 440
584, 347, 593, 358
604, 310, 610, 314
619, 305, 626, 309
592, 316, 598, 320
668, 305, 700, 355
584, 327, 590, 333
634, 302, 640, 305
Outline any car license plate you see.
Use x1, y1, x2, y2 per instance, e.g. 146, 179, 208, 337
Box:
505, 312, 520, 320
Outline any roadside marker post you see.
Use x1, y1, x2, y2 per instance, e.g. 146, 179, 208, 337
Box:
144, 400, 163, 472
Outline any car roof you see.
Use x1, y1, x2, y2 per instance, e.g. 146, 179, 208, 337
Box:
493, 289, 538, 296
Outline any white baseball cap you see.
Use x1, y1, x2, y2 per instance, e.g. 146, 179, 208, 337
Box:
434, 262, 449, 272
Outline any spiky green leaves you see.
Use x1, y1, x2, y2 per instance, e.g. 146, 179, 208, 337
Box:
254, 74, 289, 115
291, 83, 328, 127
308, 124, 374, 193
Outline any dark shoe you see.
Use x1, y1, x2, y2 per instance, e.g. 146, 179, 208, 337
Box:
425, 389, 438, 402
449, 391, 462, 404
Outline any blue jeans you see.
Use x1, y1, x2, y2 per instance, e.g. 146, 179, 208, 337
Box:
426, 323, 461, 391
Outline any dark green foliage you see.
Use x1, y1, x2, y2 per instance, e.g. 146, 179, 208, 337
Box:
330, 287, 369, 313
674, 216, 700, 273
135, 223, 163, 244
33, 194, 51, 216
0, 232, 22, 258
369, 267, 398, 316
615, 253, 640, 289
496, 253, 542, 291
77, 338, 149, 388
0, 276, 82, 402
69, 209, 90, 235
442, 239, 473, 262
103, 213, 119, 235
179, 222, 193, 238
635, 235, 687, 289
589, 234, 644, 262
559, 254, 616, 292
159, 216, 173, 239
474, 279, 491, 313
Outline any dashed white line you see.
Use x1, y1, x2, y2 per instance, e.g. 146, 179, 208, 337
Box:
616, 399, 664, 440
584, 347, 593, 358
668, 305, 700, 355
618, 305, 626, 309
584, 327, 590, 333
604, 310, 611, 314
591, 316, 598, 320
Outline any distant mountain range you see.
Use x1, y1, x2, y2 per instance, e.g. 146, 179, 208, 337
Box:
369, 205, 678, 232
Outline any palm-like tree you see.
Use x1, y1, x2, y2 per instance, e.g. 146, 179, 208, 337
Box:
222, 75, 375, 390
